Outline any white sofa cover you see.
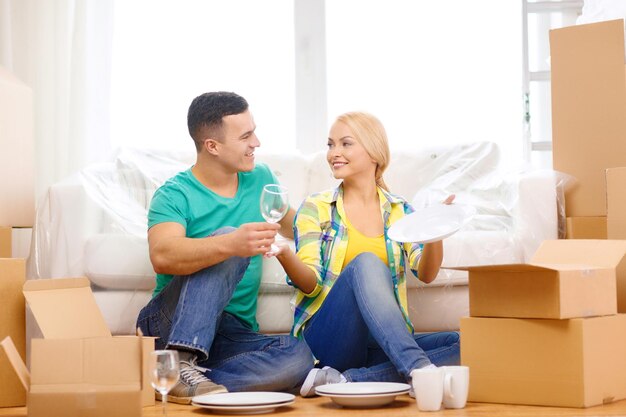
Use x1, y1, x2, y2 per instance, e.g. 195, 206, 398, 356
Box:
27, 142, 560, 335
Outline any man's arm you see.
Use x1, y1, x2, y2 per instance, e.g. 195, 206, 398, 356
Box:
148, 221, 280, 276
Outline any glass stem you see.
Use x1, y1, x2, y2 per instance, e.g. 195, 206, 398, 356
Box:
162, 392, 168, 417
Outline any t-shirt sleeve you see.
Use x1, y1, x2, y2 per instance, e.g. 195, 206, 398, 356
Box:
256, 162, 280, 187
147, 185, 188, 229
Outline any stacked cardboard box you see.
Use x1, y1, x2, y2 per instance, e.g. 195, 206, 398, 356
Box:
1, 278, 155, 416
550, 19, 626, 239
455, 240, 626, 408
0, 260, 26, 407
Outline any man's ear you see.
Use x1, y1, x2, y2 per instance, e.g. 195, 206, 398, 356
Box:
204, 138, 220, 156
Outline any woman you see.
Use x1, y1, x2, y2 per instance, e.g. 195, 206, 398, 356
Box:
273, 112, 460, 397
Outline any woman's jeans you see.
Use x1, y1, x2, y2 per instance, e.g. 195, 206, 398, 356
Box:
303, 252, 460, 382
136, 227, 313, 392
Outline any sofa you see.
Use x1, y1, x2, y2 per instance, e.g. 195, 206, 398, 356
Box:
27, 141, 560, 336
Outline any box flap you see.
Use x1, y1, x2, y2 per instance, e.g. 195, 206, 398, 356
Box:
531, 240, 626, 268
0, 337, 29, 390
23, 277, 111, 338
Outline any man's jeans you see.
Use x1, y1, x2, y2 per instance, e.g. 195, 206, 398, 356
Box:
136, 228, 313, 392
303, 252, 460, 382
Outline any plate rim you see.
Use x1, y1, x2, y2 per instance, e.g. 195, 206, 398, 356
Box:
387, 204, 474, 243
191, 391, 295, 407
315, 381, 411, 396
191, 399, 295, 411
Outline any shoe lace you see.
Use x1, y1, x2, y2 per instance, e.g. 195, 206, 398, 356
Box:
180, 359, 211, 385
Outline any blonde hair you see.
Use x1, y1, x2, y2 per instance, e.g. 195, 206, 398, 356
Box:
335, 111, 391, 191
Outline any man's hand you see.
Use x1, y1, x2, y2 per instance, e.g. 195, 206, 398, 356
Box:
230, 222, 280, 257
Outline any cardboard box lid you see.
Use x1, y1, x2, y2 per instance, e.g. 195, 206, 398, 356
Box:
30, 338, 142, 385
530, 239, 626, 268
23, 278, 111, 339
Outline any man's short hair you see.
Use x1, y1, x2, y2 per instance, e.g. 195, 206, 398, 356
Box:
187, 92, 249, 151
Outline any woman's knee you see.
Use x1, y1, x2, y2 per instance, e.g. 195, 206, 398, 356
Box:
345, 252, 391, 286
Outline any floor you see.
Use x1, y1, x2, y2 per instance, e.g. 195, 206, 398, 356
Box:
4, 396, 626, 417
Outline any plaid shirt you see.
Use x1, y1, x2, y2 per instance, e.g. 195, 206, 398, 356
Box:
288, 185, 423, 337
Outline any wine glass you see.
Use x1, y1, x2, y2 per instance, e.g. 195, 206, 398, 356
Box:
150, 350, 180, 417
260, 184, 289, 255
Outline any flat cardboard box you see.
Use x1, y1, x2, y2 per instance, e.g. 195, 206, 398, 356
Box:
450, 240, 621, 319
566, 217, 607, 239
0, 66, 35, 227
461, 315, 626, 408
532, 240, 626, 314
2, 336, 142, 417
9, 277, 155, 410
0, 259, 26, 407
607, 167, 626, 239
550, 19, 626, 217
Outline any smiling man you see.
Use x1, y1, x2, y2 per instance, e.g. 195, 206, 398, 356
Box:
136, 92, 313, 403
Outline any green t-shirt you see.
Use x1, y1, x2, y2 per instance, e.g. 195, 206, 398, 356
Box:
147, 162, 278, 331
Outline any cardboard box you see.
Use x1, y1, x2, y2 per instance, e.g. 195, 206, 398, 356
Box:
566, 217, 607, 239
461, 315, 626, 407
3, 336, 143, 417
607, 167, 626, 239
550, 19, 626, 217
0, 227, 10, 257
451, 240, 622, 319
0, 66, 35, 227
532, 240, 626, 314
0, 259, 26, 407
1, 277, 155, 415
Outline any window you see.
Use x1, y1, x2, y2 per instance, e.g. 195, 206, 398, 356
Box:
325, 1, 522, 164
110, 0, 296, 153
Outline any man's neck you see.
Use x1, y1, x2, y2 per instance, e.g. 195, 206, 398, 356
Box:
191, 159, 239, 198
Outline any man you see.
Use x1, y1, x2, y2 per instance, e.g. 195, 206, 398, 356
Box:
136, 92, 313, 404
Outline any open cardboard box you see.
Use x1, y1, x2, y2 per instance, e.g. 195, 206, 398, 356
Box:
461, 314, 626, 408
1, 278, 155, 416
449, 240, 626, 319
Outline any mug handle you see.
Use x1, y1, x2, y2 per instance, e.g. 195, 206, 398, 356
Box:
444, 372, 454, 399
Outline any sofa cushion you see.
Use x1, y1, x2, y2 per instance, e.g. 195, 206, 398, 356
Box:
85, 234, 156, 290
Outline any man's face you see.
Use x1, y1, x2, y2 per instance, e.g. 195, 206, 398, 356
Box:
214, 110, 260, 173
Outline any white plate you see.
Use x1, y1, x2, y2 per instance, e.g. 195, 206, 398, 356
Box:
387, 204, 476, 243
191, 400, 295, 415
192, 391, 295, 406
315, 382, 410, 408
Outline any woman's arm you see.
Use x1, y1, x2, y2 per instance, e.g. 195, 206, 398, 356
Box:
416, 240, 443, 283
275, 246, 318, 294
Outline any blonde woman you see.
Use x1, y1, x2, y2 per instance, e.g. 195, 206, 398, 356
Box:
273, 112, 460, 397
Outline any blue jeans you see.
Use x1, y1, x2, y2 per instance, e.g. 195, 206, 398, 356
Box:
302, 252, 460, 382
136, 227, 314, 393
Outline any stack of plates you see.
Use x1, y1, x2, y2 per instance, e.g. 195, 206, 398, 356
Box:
191, 392, 295, 414
315, 382, 411, 407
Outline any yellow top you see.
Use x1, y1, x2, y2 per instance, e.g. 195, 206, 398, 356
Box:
342, 215, 389, 269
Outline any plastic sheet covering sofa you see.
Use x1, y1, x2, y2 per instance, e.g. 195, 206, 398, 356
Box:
27, 142, 560, 335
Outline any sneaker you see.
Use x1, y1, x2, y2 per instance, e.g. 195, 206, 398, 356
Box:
300, 366, 345, 397
159, 359, 228, 404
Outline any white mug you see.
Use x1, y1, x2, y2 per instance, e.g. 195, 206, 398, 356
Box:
442, 365, 470, 409
411, 367, 444, 412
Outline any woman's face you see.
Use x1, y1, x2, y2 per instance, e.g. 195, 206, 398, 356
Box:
326, 121, 376, 181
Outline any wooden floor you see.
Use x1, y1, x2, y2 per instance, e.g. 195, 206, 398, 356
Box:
4, 396, 626, 417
